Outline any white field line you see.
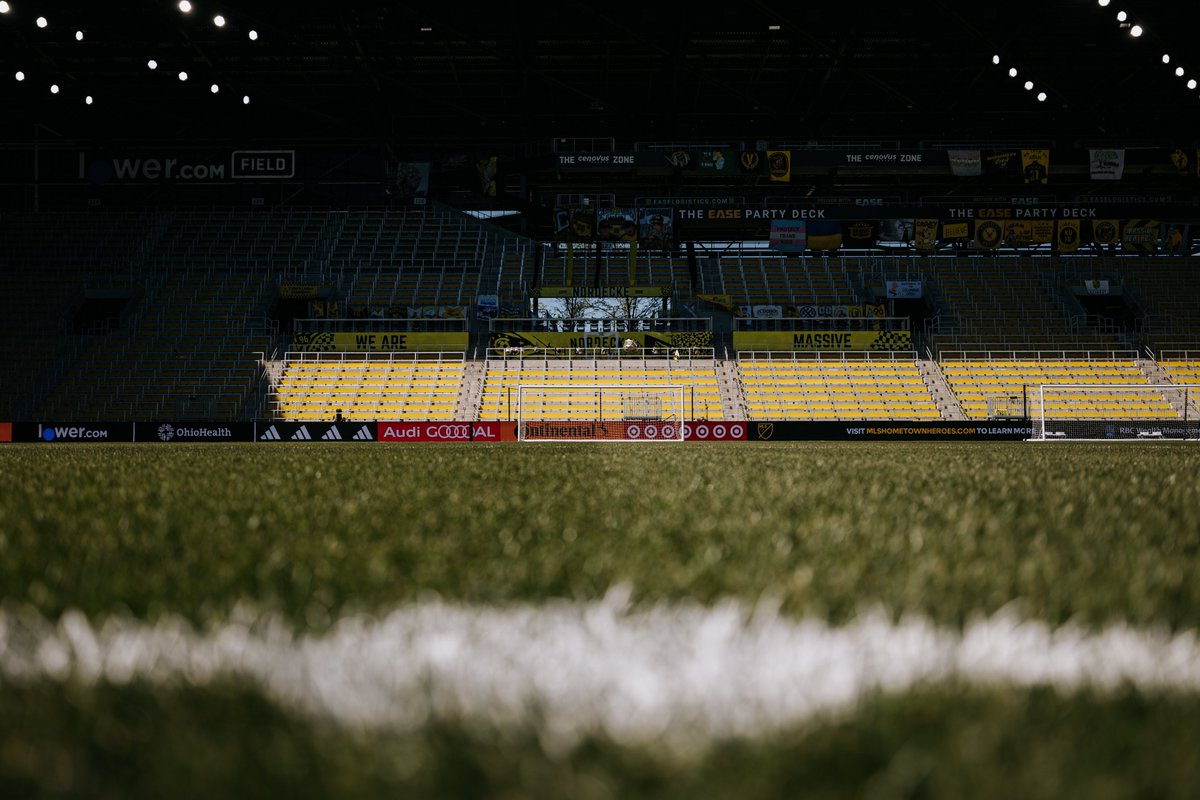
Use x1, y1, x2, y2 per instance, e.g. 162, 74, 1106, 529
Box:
2, 590, 1199, 752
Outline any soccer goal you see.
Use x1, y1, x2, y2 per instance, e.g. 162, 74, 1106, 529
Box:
1030, 384, 1200, 440
517, 384, 687, 442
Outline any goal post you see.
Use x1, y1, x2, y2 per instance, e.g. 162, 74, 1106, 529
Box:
1031, 384, 1200, 440
517, 384, 687, 442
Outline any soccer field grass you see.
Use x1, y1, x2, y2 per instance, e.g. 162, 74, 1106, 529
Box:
2, 442, 1199, 798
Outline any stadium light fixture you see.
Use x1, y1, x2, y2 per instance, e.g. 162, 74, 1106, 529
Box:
1176, 67, 1185, 77
242, 94, 250, 104
75, 30, 83, 41
15, 70, 25, 81
213, 14, 226, 27
1008, 67, 1018, 77
768, 24, 780, 31
0, 2, 10, 14
210, 83, 219, 93
1116, 11, 1127, 22
1037, 92, 1047, 101
178, 1, 192, 13
178, 71, 188, 81
36, 15, 47, 28
1097, 0, 1110, 5
148, 59, 158, 70
1162, 54, 1170, 64
1129, 24, 1143, 37
50, 83, 58, 94
1024, 80, 1034, 90
1190, 79, 1198, 90
248, 30, 258, 40
85, 95, 93, 105
992, 54, 1000, 64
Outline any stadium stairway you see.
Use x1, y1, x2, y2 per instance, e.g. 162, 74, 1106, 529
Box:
919, 358, 966, 420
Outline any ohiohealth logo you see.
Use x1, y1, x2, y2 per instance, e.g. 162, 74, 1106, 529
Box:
157, 424, 175, 442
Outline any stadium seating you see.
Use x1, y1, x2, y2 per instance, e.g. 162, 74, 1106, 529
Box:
272, 353, 466, 420
737, 352, 942, 420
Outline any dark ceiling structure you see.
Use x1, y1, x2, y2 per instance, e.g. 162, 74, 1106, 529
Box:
3, 0, 1200, 151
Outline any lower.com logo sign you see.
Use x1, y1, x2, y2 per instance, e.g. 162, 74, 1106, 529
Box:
39, 425, 110, 442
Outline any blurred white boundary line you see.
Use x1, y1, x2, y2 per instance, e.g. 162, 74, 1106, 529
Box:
2, 589, 1199, 754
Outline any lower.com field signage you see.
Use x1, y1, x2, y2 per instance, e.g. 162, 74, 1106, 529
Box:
379, 422, 507, 442
140, 422, 255, 442
255, 422, 377, 442
24, 423, 135, 442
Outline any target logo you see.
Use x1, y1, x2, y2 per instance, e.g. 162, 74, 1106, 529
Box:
682, 422, 746, 441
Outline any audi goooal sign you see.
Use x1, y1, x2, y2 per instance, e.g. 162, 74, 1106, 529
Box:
378, 422, 502, 442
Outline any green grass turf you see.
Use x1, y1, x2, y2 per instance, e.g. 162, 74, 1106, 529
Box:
2, 442, 1199, 629
2, 441, 1200, 797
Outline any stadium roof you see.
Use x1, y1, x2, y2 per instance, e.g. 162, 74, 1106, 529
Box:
3, 1, 1200, 150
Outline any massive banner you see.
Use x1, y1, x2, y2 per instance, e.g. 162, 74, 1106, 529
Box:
291, 331, 469, 352
733, 331, 911, 351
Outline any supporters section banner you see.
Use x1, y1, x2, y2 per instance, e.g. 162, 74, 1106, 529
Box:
138, 422, 254, 442
1162, 224, 1189, 254
749, 421, 1031, 441
1168, 148, 1191, 176
878, 219, 914, 243
291, 331, 469, 352
1021, 149, 1050, 184
1003, 221, 1033, 248
698, 149, 730, 171
256, 422, 377, 442
390, 162, 430, 198
407, 305, 467, 319
554, 205, 596, 242
738, 151, 762, 174
733, 331, 911, 351
942, 221, 970, 241
766, 150, 791, 182
596, 208, 638, 242
948, 149, 982, 177
768, 220, 807, 251
1055, 220, 1081, 252
843, 220, 878, 247
638, 208, 674, 251
476, 156, 497, 197
983, 150, 1021, 181
1084, 279, 1110, 295
886, 280, 922, 299
1092, 219, 1121, 246
914, 218, 938, 251
973, 220, 1003, 249
532, 286, 670, 299
378, 422, 508, 442
1089, 148, 1125, 180
1032, 220, 1055, 244
489, 330, 713, 352
1122, 219, 1160, 252
807, 220, 844, 251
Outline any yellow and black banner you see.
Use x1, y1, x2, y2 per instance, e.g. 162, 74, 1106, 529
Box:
1032, 220, 1055, 244
914, 218, 938, 251
767, 150, 791, 182
733, 330, 911, 351
1003, 221, 1033, 248
1169, 148, 1191, 176
942, 221, 970, 240
1055, 220, 1080, 252
292, 331, 469, 352
843, 221, 878, 246
1021, 149, 1049, 184
489, 330, 713, 352
974, 219, 1003, 249
1122, 219, 1160, 253
697, 293, 735, 311
1092, 219, 1120, 245
280, 283, 320, 299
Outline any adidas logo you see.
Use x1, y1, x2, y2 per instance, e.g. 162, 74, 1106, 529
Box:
291, 425, 312, 441
321, 427, 343, 441
352, 425, 372, 441
259, 425, 281, 441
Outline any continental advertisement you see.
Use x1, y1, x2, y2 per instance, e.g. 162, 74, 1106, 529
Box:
489, 330, 713, 352
733, 330, 911, 351
292, 331, 469, 352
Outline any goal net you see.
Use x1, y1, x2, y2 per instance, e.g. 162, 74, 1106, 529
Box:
517, 385, 687, 442
1031, 384, 1200, 440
